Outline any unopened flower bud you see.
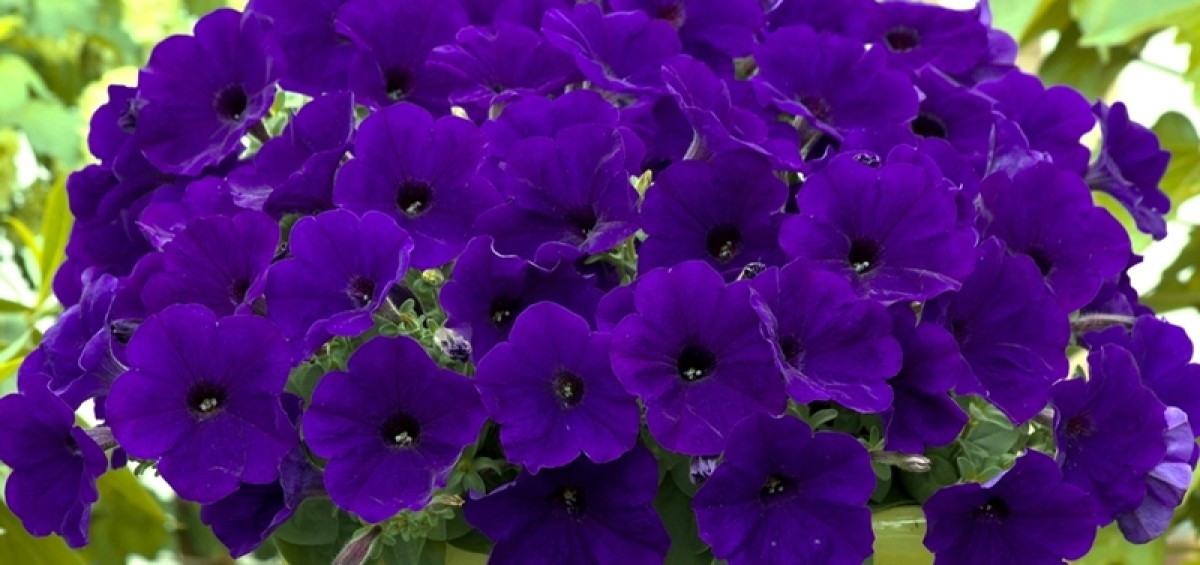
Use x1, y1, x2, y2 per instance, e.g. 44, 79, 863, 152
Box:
421, 269, 445, 287
689, 455, 720, 485
871, 451, 932, 473
435, 327, 472, 363
736, 262, 767, 281
332, 525, 383, 565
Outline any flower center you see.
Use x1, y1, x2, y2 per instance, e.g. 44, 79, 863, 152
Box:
186, 383, 228, 417
976, 497, 1010, 521
229, 277, 250, 305
885, 27, 921, 52
380, 412, 421, 448
489, 296, 520, 328
396, 180, 434, 218
848, 238, 881, 274
551, 371, 585, 407
346, 276, 376, 308
384, 68, 414, 102
705, 224, 742, 263
214, 84, 249, 123
552, 486, 586, 518
565, 208, 599, 239
1025, 246, 1055, 277
778, 333, 805, 368
911, 113, 948, 139
656, 3, 685, 26
800, 94, 833, 123
1064, 414, 1094, 441
677, 344, 717, 382
759, 474, 795, 502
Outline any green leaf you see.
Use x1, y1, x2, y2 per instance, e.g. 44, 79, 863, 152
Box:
1142, 226, 1200, 312
81, 469, 169, 565
0, 498, 85, 564
0, 55, 49, 116
1153, 112, 1200, 213
1070, 0, 1200, 47
871, 506, 932, 565
35, 176, 70, 309
991, 0, 1066, 45
1037, 23, 1143, 101
9, 100, 83, 166
1076, 522, 1167, 563
0, 297, 30, 313
653, 476, 710, 565
273, 498, 342, 546
24, 0, 103, 37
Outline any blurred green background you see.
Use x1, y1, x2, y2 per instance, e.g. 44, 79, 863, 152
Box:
1, 0, 1199, 563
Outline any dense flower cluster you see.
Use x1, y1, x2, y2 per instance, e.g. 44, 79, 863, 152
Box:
0, 0, 1195, 563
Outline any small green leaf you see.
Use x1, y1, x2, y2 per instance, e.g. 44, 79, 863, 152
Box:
24, 0, 99, 37
273, 498, 342, 546
0, 298, 30, 312
0, 55, 48, 116
0, 498, 85, 564
10, 100, 83, 166
653, 476, 710, 565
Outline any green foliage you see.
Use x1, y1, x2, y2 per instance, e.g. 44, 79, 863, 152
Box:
81, 469, 170, 564
0, 499, 84, 564
1076, 523, 1168, 564
1070, 0, 1200, 48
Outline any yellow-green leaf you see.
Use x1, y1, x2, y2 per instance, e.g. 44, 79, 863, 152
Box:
1076, 522, 1167, 564
0, 499, 85, 565
0, 356, 23, 382
1154, 112, 1200, 215
1037, 24, 1142, 101
0, 55, 47, 117
991, 0, 1066, 46
9, 100, 84, 166
81, 469, 169, 565
1071, 0, 1200, 48
872, 506, 932, 565
35, 175, 71, 310
0, 298, 29, 313
4, 217, 41, 264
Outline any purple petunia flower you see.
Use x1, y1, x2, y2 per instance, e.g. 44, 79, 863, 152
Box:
135, 9, 278, 175
333, 102, 498, 269
978, 71, 1094, 174
335, 0, 464, 112
692, 413, 876, 565
752, 25, 918, 136
482, 89, 619, 160
464, 446, 669, 564
1082, 315, 1200, 433
200, 395, 325, 557
477, 124, 641, 258
265, 210, 413, 358
542, 3, 682, 95
141, 211, 279, 317
1117, 407, 1198, 543
430, 24, 578, 114
1087, 101, 1172, 239
749, 261, 902, 413
908, 70, 997, 169
661, 55, 800, 167
639, 150, 788, 278
441, 237, 604, 358
1052, 344, 1168, 524
229, 91, 356, 217
979, 162, 1131, 311
880, 305, 969, 454
0, 384, 108, 548
136, 176, 243, 250
475, 302, 638, 472
766, 0, 870, 36
24, 272, 123, 407
610, 260, 784, 455
923, 450, 1097, 564
610, 0, 765, 64
780, 151, 977, 303
303, 336, 486, 523
247, 0, 353, 96
926, 238, 1069, 424
106, 304, 297, 503
857, 1, 990, 75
